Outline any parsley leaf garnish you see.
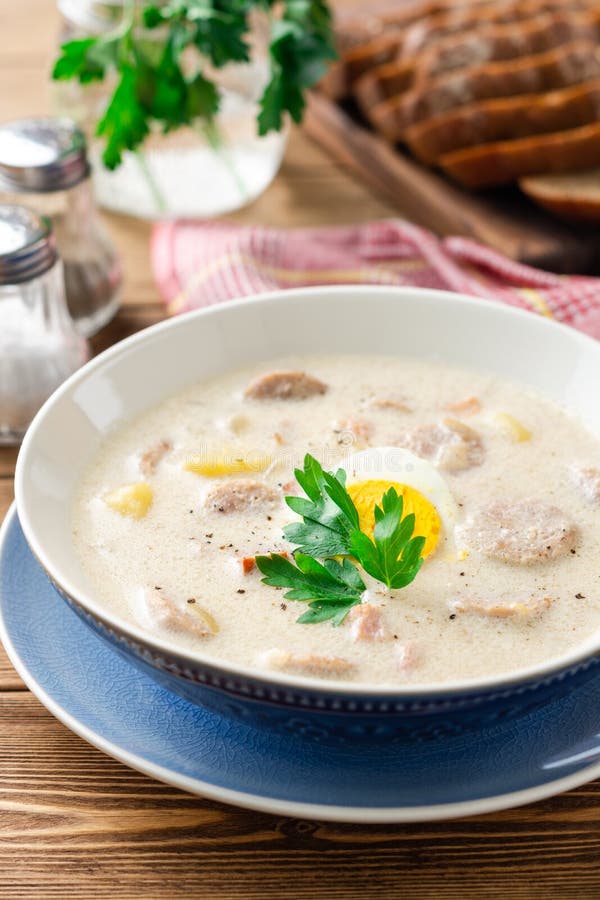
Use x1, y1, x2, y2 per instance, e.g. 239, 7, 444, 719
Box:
349, 488, 426, 590
283, 454, 360, 557
256, 552, 365, 626
255, 454, 427, 626
52, 0, 336, 170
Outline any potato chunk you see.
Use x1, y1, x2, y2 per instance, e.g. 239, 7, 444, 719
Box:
184, 451, 271, 477
104, 483, 153, 519
492, 412, 532, 442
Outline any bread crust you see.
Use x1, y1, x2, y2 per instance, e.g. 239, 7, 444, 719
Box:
520, 172, 600, 222
441, 122, 600, 188
369, 41, 600, 141
404, 79, 600, 164
355, 6, 600, 113
338, 0, 595, 91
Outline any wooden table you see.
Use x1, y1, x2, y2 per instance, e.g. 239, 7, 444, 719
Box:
1, 3, 599, 897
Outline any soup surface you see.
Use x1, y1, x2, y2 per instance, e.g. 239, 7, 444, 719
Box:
72, 354, 600, 686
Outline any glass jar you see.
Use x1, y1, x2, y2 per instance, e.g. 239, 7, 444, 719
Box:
0, 205, 89, 445
53, 0, 288, 220
0, 118, 122, 337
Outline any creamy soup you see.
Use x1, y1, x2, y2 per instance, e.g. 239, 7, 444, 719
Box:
72, 355, 600, 686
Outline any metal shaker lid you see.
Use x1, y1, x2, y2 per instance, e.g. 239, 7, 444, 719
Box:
0, 118, 90, 193
0, 205, 58, 285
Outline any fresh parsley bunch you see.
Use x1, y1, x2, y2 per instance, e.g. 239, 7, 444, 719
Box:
52, 0, 336, 170
257, 454, 426, 626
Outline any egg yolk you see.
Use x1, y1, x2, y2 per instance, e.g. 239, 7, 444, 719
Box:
347, 480, 441, 559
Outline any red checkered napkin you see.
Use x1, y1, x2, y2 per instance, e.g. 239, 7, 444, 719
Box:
152, 219, 600, 339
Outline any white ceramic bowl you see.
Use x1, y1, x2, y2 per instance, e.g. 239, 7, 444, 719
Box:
14, 287, 600, 741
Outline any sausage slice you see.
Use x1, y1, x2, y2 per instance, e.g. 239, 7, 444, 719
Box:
571, 465, 600, 505
444, 396, 481, 416
205, 479, 280, 513
138, 439, 171, 476
399, 418, 485, 472
332, 416, 373, 447
457, 500, 578, 564
348, 603, 387, 642
244, 370, 328, 400
394, 642, 420, 674
142, 587, 218, 638
449, 593, 553, 619
259, 649, 355, 678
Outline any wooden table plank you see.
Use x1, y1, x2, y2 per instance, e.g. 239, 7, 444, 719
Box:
0, 480, 22, 691
0, 481, 14, 526
0, 697, 599, 900
230, 134, 398, 227
0, 648, 22, 691
0, 449, 18, 478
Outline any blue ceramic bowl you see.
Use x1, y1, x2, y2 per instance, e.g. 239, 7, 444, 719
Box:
15, 287, 600, 742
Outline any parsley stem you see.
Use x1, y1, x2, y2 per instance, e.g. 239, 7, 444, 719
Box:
133, 148, 168, 216
119, 0, 136, 60
198, 121, 249, 204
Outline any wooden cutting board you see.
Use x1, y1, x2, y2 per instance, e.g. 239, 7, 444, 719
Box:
303, 91, 600, 274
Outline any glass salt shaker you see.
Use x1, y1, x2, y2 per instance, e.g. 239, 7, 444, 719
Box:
0, 117, 122, 337
0, 205, 89, 445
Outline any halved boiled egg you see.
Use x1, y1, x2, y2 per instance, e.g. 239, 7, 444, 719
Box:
342, 447, 459, 559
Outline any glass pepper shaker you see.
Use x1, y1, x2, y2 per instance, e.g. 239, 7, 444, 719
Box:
0, 117, 122, 337
0, 204, 89, 445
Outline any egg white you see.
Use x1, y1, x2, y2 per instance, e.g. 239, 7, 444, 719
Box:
342, 446, 460, 538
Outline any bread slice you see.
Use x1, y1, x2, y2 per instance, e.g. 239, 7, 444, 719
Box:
355, 6, 600, 111
320, 0, 442, 97
393, 0, 522, 59
398, 0, 595, 58
520, 170, 600, 222
440, 122, 600, 188
369, 40, 600, 142
417, 7, 600, 81
332, 0, 593, 95
404, 79, 600, 164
